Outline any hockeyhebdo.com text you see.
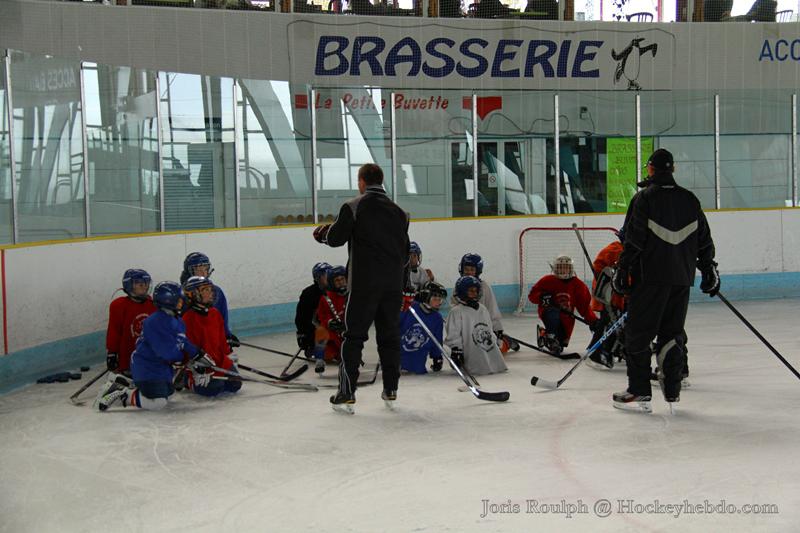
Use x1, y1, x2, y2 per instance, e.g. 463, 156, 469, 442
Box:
479, 499, 779, 519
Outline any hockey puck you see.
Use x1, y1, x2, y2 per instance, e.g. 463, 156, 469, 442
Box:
69, 373, 82, 380
55, 373, 71, 383
80, 366, 90, 372
37, 375, 56, 384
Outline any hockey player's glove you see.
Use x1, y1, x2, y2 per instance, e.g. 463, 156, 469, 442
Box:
450, 347, 464, 368
539, 293, 554, 308
431, 358, 443, 372
191, 351, 215, 373
227, 333, 240, 349
296, 332, 308, 349
401, 290, 416, 312
313, 224, 331, 244
106, 353, 119, 372
699, 261, 720, 297
328, 319, 345, 334
611, 267, 632, 296
494, 330, 504, 346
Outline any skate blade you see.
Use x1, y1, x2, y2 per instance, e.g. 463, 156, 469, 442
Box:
613, 400, 652, 414
681, 379, 691, 388
384, 400, 396, 411
331, 403, 354, 415
667, 403, 677, 415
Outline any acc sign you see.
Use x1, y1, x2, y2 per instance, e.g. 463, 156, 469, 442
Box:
315, 36, 604, 79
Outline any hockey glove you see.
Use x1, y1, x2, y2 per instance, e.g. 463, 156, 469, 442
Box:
611, 267, 632, 296
227, 333, 240, 349
106, 353, 119, 372
191, 351, 215, 373
313, 224, 331, 244
402, 289, 416, 312
192, 369, 213, 388
431, 358, 443, 372
450, 347, 464, 368
699, 261, 720, 297
296, 332, 308, 349
494, 330, 504, 346
539, 293, 554, 308
328, 318, 345, 334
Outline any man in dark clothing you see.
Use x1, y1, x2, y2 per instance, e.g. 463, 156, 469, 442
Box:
612, 149, 719, 413
314, 164, 410, 413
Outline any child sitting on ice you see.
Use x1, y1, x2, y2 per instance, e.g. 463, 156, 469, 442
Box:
399, 281, 446, 374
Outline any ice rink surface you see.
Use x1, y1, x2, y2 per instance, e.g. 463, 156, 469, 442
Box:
1, 298, 798, 533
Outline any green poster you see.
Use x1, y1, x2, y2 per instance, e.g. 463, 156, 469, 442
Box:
606, 137, 654, 213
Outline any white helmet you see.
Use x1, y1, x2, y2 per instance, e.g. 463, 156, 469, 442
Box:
552, 255, 575, 280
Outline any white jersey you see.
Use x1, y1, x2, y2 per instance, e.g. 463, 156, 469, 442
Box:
408, 267, 431, 291
445, 302, 507, 376
480, 280, 503, 332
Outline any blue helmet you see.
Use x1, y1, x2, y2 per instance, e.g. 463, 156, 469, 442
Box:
182, 276, 215, 308
454, 276, 482, 304
312, 262, 332, 285
326, 265, 348, 295
153, 281, 184, 314
409, 241, 422, 257
183, 252, 213, 278
459, 253, 484, 278
122, 269, 151, 301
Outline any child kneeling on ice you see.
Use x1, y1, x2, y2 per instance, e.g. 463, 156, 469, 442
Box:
444, 276, 507, 376
399, 281, 446, 374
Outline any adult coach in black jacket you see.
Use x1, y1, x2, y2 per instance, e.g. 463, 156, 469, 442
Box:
612, 149, 720, 412
313, 164, 410, 411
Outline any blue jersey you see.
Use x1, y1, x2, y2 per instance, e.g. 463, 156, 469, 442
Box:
213, 286, 230, 336
399, 301, 444, 374
131, 310, 199, 384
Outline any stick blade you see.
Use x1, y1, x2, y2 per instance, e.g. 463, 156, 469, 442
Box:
475, 390, 510, 402
279, 364, 309, 381
530, 376, 558, 389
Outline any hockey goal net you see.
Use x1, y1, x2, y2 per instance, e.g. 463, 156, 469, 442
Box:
515, 225, 619, 314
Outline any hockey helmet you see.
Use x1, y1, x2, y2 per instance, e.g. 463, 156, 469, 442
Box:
312, 262, 332, 285
153, 281, 185, 315
454, 275, 482, 305
327, 265, 348, 295
458, 253, 484, 278
182, 276, 216, 309
552, 255, 575, 280
122, 269, 152, 301
418, 281, 447, 311
183, 252, 213, 278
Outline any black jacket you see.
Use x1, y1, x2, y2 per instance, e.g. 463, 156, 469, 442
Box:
326, 185, 410, 291
619, 171, 715, 287
295, 283, 323, 345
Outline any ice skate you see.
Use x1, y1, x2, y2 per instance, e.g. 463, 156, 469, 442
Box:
612, 390, 652, 413
315, 359, 326, 374
587, 349, 614, 370
381, 389, 397, 410
330, 391, 355, 414
95, 374, 132, 411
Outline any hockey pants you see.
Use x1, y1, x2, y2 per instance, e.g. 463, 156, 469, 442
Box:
625, 285, 689, 397
338, 287, 402, 396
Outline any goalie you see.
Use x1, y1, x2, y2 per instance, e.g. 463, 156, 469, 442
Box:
527, 255, 598, 357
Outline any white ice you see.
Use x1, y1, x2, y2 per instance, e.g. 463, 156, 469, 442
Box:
1, 299, 799, 532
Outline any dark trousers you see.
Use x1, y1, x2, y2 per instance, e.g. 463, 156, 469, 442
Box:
339, 287, 402, 396
193, 377, 242, 397
542, 307, 567, 344
625, 285, 690, 396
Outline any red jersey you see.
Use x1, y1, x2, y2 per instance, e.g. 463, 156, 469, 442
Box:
317, 291, 347, 331
528, 274, 597, 342
591, 241, 626, 312
106, 296, 157, 372
182, 307, 234, 376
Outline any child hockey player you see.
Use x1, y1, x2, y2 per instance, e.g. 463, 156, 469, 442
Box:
445, 276, 507, 376
314, 265, 348, 374
96, 281, 209, 411
587, 230, 627, 369
106, 269, 156, 376
456, 253, 518, 352
181, 276, 242, 396
528, 255, 598, 358
399, 281, 446, 374
295, 262, 330, 360
408, 242, 435, 291
180, 252, 239, 349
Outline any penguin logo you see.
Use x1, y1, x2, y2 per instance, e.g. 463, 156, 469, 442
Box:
611, 38, 658, 90
402, 325, 429, 352
472, 322, 495, 352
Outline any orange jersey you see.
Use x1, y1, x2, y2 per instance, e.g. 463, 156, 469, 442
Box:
591, 241, 626, 312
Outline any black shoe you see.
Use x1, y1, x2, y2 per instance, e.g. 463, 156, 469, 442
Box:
381, 390, 397, 401
330, 391, 356, 414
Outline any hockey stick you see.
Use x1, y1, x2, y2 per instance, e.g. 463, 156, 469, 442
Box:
716, 292, 800, 381
571, 222, 599, 281
559, 307, 590, 325
69, 368, 109, 405
531, 311, 628, 389
198, 363, 318, 391
409, 306, 509, 402
280, 348, 304, 376
240, 341, 315, 363
238, 363, 308, 382
303, 364, 381, 389
504, 334, 580, 359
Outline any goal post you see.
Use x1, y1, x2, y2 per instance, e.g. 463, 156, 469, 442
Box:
515, 226, 619, 314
